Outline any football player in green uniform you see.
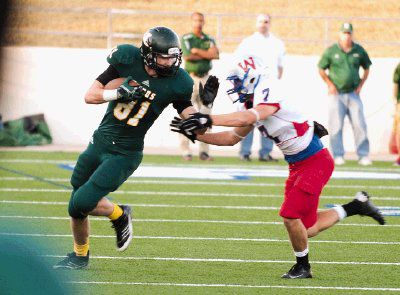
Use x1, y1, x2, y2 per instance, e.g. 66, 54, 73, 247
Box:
54, 27, 202, 269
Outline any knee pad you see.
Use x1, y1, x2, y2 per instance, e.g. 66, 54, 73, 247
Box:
68, 181, 109, 218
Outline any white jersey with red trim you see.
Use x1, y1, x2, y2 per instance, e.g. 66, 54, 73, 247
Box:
252, 76, 314, 155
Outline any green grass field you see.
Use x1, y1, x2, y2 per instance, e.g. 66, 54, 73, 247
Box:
0, 151, 399, 294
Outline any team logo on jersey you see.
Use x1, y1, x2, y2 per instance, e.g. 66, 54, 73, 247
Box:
262, 88, 270, 101
142, 80, 150, 87
353, 53, 360, 58
334, 54, 340, 59
238, 57, 256, 72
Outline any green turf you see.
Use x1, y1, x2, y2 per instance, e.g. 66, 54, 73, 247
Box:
0, 151, 399, 294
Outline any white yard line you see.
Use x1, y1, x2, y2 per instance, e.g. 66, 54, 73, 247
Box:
0, 215, 399, 228
1, 176, 400, 190
1, 158, 399, 173
0, 188, 399, 201
2, 232, 399, 245
0, 199, 280, 210
42, 254, 400, 266
67, 281, 400, 292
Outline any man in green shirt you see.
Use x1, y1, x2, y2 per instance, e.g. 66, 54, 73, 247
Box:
180, 12, 219, 161
318, 22, 372, 166
392, 62, 400, 166
53, 27, 204, 269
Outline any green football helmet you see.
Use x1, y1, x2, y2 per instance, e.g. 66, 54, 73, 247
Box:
140, 26, 182, 77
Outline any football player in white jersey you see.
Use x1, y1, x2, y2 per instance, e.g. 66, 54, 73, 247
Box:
171, 56, 385, 279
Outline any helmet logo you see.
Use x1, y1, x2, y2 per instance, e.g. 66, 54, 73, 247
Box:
143, 32, 152, 46
168, 47, 180, 55
238, 57, 256, 72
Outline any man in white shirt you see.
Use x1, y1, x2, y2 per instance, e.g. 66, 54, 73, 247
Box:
235, 14, 285, 162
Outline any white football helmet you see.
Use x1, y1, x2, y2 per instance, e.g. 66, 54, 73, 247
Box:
226, 55, 268, 103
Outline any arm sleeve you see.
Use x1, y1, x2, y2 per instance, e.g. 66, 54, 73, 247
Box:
96, 65, 120, 86
318, 49, 330, 69
360, 47, 372, 69
393, 64, 400, 83
172, 100, 193, 114
172, 74, 194, 114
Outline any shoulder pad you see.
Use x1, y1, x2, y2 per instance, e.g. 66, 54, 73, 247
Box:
107, 44, 139, 65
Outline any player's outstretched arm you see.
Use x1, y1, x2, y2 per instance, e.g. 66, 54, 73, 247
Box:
197, 126, 253, 146
179, 106, 207, 135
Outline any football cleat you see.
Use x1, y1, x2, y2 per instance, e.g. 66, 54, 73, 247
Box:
111, 205, 133, 251
53, 252, 89, 270
281, 263, 312, 279
356, 191, 386, 225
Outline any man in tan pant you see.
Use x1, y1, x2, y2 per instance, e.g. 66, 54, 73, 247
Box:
180, 12, 219, 160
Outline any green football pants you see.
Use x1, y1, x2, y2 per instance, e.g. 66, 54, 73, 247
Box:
68, 141, 142, 219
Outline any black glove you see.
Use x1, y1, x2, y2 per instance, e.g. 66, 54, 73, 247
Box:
117, 76, 145, 102
199, 75, 219, 107
180, 113, 213, 132
170, 116, 197, 143
313, 121, 329, 138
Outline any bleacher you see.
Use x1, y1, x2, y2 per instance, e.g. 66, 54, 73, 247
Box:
7, 0, 400, 56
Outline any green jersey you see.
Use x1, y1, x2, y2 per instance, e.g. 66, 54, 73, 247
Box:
94, 44, 193, 154
394, 63, 400, 102
181, 33, 216, 76
318, 42, 372, 93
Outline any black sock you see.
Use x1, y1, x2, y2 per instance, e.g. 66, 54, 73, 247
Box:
342, 200, 362, 217
296, 253, 309, 266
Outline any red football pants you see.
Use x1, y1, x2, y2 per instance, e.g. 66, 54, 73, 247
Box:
279, 148, 334, 229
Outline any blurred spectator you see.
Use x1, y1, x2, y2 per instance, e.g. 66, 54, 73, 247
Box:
180, 12, 219, 161
318, 22, 372, 166
391, 62, 400, 166
234, 13, 285, 162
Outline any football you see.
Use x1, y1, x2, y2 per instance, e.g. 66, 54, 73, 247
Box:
104, 77, 139, 90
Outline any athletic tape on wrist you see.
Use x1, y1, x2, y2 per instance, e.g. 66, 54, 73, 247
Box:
248, 108, 260, 122
230, 130, 245, 139
103, 89, 118, 101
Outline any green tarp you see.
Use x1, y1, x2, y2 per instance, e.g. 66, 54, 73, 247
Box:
0, 114, 52, 146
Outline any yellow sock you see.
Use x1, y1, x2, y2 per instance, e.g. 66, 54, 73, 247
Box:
74, 241, 89, 256
108, 203, 123, 221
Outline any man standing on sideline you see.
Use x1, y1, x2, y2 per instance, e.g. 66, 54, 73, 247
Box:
392, 62, 400, 166
234, 13, 285, 162
318, 22, 372, 166
180, 12, 219, 161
